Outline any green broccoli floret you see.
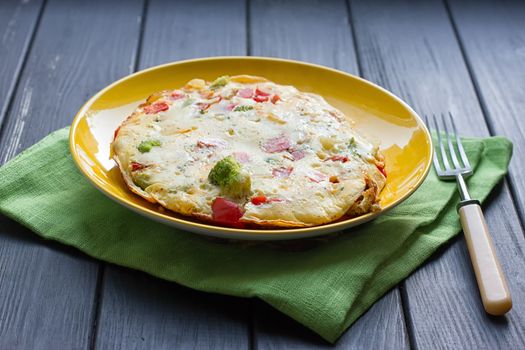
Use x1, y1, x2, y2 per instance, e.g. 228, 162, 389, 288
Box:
210, 75, 230, 90
233, 105, 254, 112
208, 156, 251, 198
132, 173, 151, 190
138, 140, 161, 153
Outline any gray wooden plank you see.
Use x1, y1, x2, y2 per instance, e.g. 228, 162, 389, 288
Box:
96, 266, 250, 350
0, 217, 99, 349
139, 0, 247, 67
0, 0, 43, 126
447, 0, 525, 227
0, 0, 143, 348
250, 0, 357, 72
95, 1, 251, 349
0, 0, 143, 162
254, 289, 408, 349
350, 0, 525, 348
250, 0, 409, 348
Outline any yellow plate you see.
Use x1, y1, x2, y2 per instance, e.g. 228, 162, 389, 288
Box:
70, 57, 432, 240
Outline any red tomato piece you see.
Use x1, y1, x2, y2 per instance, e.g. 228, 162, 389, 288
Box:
267, 198, 284, 203
114, 126, 121, 139
255, 88, 270, 96
212, 197, 244, 227
253, 95, 269, 103
171, 90, 185, 100
307, 170, 327, 183
251, 196, 267, 205
237, 88, 254, 98
196, 102, 210, 110
272, 166, 293, 178
325, 155, 349, 163
262, 134, 291, 153
271, 94, 281, 104
143, 102, 169, 114
377, 164, 387, 177
226, 103, 238, 111
130, 162, 146, 171
290, 150, 305, 160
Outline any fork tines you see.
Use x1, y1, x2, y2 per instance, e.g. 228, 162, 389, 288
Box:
424, 112, 472, 178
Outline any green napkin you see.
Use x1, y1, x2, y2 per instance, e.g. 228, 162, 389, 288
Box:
0, 128, 512, 343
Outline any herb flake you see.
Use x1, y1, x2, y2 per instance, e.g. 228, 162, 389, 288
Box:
233, 105, 254, 112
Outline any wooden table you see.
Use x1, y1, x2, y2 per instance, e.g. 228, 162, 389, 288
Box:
1, 0, 524, 348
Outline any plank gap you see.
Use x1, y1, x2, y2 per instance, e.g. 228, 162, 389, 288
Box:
89, 264, 106, 350
133, 0, 149, 72
249, 299, 257, 350
246, 0, 251, 56
399, 282, 417, 350
443, 0, 525, 237
346, 0, 364, 77
247, 2, 256, 348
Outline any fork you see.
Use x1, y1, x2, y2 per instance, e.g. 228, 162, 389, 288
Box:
427, 112, 512, 316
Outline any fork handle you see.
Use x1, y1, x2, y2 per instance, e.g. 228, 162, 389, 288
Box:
458, 201, 512, 315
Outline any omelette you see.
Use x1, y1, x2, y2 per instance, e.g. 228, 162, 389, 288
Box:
112, 75, 386, 228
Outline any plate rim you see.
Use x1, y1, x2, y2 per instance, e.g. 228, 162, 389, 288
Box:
69, 56, 433, 239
